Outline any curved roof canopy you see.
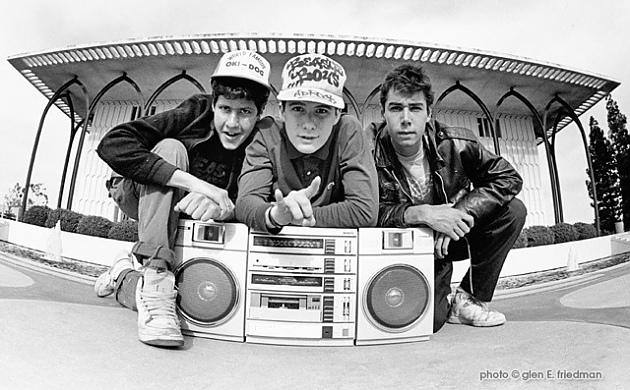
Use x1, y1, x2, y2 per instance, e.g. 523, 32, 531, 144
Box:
8, 33, 619, 137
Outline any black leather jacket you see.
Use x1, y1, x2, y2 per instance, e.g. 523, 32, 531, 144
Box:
368, 120, 523, 227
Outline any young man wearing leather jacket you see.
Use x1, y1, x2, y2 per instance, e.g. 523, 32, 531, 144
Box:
367, 64, 527, 332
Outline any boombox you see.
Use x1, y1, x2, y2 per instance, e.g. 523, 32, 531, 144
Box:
246, 226, 358, 346
173, 220, 435, 346
173, 219, 249, 342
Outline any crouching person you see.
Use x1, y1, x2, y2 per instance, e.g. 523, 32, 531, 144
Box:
368, 64, 526, 332
236, 53, 378, 231
95, 50, 272, 347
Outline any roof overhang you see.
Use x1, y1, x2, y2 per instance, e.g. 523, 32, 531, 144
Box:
8, 33, 620, 138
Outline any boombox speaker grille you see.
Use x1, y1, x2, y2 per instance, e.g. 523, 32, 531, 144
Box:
364, 264, 430, 332
175, 258, 239, 326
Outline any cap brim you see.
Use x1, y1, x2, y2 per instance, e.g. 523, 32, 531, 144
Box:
277, 87, 344, 109
210, 72, 270, 90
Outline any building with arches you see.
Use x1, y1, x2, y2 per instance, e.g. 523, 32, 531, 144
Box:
8, 33, 620, 229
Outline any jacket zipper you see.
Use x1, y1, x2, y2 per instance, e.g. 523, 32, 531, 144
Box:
434, 171, 449, 204
388, 168, 413, 201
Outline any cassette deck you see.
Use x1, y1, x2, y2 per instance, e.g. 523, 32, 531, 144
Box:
245, 227, 358, 346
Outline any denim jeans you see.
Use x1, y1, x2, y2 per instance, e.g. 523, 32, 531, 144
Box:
109, 139, 188, 309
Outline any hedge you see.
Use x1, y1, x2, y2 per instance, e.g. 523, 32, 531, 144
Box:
523, 225, 554, 247
76, 215, 115, 238
573, 222, 598, 241
550, 223, 579, 244
45, 208, 84, 233
22, 205, 51, 227
108, 220, 139, 242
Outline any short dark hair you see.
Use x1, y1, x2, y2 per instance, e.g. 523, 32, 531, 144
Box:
211, 77, 270, 115
379, 65, 435, 110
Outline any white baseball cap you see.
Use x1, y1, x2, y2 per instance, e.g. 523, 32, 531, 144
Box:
276, 53, 346, 109
210, 50, 271, 90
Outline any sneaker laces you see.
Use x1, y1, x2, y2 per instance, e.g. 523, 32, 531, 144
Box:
451, 288, 506, 326
139, 289, 180, 328
456, 290, 493, 320
462, 292, 486, 309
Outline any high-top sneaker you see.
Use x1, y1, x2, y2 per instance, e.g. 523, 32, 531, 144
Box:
136, 267, 183, 347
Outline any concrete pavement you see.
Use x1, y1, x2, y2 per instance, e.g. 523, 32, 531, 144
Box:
1, 252, 628, 390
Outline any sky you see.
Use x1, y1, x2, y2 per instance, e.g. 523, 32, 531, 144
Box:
1, 0, 628, 224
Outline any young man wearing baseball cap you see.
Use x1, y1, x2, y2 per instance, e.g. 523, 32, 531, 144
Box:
236, 53, 378, 231
95, 50, 272, 347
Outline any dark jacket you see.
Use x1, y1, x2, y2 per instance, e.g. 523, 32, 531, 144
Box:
98, 94, 215, 186
367, 120, 523, 227
97, 94, 270, 199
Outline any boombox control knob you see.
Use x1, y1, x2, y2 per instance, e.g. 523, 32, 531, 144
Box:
198, 282, 218, 302
385, 287, 404, 308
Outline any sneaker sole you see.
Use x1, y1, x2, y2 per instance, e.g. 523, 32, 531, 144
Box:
139, 336, 184, 348
447, 315, 505, 327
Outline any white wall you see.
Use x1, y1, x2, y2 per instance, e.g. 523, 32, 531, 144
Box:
2, 219, 628, 276
432, 110, 545, 226
0, 219, 133, 266
72, 99, 180, 220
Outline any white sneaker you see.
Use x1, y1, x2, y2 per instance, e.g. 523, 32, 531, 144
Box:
94, 252, 134, 297
448, 288, 506, 327
136, 267, 184, 347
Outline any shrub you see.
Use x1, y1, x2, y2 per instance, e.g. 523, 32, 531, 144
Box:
22, 205, 52, 227
523, 225, 554, 247
108, 220, 139, 242
76, 215, 115, 238
512, 229, 528, 249
573, 222, 598, 240
45, 208, 84, 233
550, 222, 579, 244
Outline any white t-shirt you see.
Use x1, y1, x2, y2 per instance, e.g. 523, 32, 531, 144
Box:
395, 142, 434, 205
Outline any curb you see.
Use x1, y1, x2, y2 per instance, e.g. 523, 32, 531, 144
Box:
493, 260, 630, 300
493, 273, 603, 300
2, 247, 629, 296
0, 251, 96, 286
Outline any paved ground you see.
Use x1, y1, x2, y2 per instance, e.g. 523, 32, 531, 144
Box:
1, 251, 629, 390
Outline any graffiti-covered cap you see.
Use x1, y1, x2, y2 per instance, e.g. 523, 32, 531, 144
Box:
211, 50, 271, 89
277, 53, 346, 109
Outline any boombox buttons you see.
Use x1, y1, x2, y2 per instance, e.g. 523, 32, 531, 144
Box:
246, 226, 358, 346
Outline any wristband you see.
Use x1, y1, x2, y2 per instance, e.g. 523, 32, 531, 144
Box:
266, 206, 282, 228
